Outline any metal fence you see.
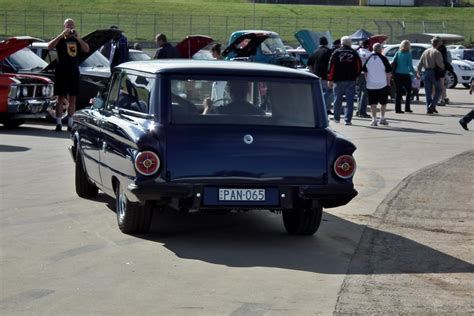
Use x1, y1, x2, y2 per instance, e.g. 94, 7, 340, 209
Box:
0, 10, 472, 46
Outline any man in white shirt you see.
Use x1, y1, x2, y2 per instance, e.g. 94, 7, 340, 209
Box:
363, 43, 392, 126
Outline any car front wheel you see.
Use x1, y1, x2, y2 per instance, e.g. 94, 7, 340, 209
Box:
446, 70, 458, 89
282, 204, 323, 236
115, 183, 152, 234
75, 149, 99, 198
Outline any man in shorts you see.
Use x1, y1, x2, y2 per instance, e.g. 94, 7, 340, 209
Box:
48, 18, 90, 131
363, 43, 392, 126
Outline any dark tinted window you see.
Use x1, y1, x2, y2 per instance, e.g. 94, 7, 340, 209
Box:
412, 47, 425, 60
463, 49, 474, 62
384, 47, 398, 57
170, 76, 316, 128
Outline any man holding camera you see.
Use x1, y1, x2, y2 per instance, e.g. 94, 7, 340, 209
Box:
48, 18, 90, 131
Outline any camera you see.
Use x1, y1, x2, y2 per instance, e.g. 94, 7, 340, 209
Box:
69, 29, 77, 36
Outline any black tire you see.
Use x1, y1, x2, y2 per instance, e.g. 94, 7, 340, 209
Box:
1, 119, 25, 128
75, 150, 99, 198
282, 204, 323, 236
446, 70, 457, 89
115, 183, 152, 234
462, 83, 470, 89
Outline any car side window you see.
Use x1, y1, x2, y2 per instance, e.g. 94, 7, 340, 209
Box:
105, 72, 121, 110
385, 47, 398, 57
412, 47, 425, 60
115, 73, 154, 114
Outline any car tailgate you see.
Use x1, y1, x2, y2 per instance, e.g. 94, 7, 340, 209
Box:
163, 125, 327, 184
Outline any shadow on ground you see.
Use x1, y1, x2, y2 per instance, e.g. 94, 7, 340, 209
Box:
86, 150, 474, 277
87, 193, 474, 276
0, 124, 70, 139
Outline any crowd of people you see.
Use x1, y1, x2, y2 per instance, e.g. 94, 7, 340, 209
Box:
307, 33, 472, 128
49, 17, 471, 132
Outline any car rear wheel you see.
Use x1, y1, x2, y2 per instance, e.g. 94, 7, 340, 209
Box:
282, 204, 323, 236
115, 183, 152, 234
75, 150, 99, 198
446, 70, 457, 89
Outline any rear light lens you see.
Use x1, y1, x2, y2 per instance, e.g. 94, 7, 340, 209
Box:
134, 151, 160, 176
334, 155, 356, 179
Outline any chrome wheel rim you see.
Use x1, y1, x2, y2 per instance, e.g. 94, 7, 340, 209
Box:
446, 72, 455, 88
118, 188, 126, 223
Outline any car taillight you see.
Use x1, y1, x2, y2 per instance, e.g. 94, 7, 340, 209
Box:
134, 151, 160, 176
334, 155, 356, 179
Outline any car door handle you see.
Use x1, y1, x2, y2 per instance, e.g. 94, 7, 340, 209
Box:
102, 141, 107, 153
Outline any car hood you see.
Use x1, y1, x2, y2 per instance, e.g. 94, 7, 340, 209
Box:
294, 29, 333, 54
42, 29, 122, 72
368, 35, 388, 48
175, 35, 214, 59
0, 36, 44, 61
452, 59, 474, 70
1, 72, 54, 84
222, 32, 272, 58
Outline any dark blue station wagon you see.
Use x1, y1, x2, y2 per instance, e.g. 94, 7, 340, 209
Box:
70, 60, 357, 236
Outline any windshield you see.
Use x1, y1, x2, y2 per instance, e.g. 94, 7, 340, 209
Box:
7, 48, 48, 71
81, 51, 109, 68
260, 35, 287, 55
170, 76, 316, 128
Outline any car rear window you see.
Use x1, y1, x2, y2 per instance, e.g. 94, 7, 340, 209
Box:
169, 76, 317, 128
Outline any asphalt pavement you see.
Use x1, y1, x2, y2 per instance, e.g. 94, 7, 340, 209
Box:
0, 86, 473, 315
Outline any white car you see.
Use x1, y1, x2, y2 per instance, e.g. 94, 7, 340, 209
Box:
383, 43, 473, 89
30, 41, 111, 79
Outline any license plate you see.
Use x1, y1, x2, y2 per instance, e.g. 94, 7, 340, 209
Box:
218, 188, 265, 201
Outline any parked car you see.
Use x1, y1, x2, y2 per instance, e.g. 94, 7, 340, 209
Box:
0, 36, 56, 127
287, 48, 309, 68
29, 41, 111, 79
1, 29, 121, 114
70, 60, 358, 235
175, 35, 214, 59
383, 43, 473, 89
223, 30, 298, 68
292, 29, 334, 69
452, 55, 474, 88
294, 29, 333, 55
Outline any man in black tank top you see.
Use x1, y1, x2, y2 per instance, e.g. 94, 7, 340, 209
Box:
48, 18, 90, 131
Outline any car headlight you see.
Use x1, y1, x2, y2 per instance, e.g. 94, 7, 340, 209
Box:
22, 86, 28, 97
42, 85, 47, 96
8, 85, 18, 98
458, 65, 472, 71
48, 84, 54, 97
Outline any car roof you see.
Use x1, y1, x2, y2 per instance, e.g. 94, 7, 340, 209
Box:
117, 59, 316, 79
383, 43, 430, 50
31, 42, 48, 48
230, 30, 279, 36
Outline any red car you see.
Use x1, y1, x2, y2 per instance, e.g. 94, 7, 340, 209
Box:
0, 36, 56, 127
